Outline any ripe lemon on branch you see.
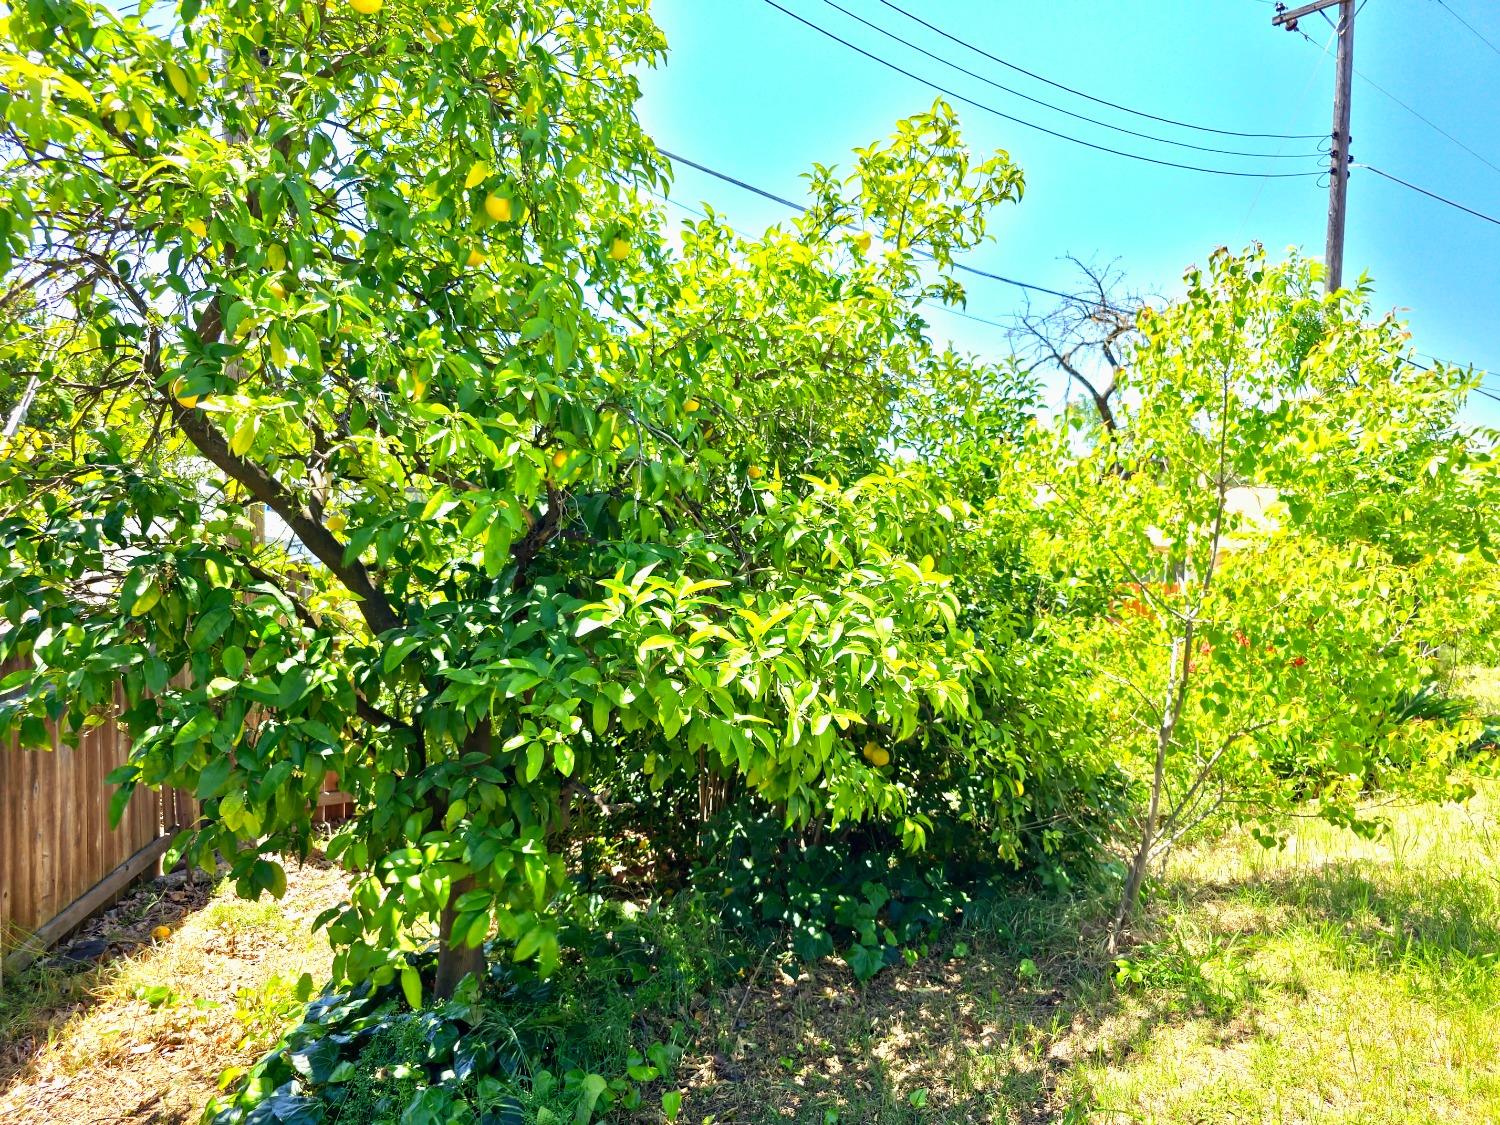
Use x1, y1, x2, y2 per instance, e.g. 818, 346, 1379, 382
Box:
862, 741, 889, 767
171, 377, 200, 409
484, 194, 512, 222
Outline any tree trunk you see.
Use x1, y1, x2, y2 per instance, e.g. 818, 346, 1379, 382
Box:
433, 873, 484, 1000
1108, 626, 1190, 955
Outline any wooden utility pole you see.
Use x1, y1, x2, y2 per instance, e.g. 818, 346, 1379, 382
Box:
1273, 0, 1356, 292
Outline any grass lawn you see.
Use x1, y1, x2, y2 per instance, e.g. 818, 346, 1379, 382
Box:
672, 785, 1500, 1124
3, 787, 1499, 1124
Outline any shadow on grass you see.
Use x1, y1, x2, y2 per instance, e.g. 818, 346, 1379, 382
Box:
673, 841, 1500, 1124
668, 885, 1267, 1125
1172, 857, 1500, 998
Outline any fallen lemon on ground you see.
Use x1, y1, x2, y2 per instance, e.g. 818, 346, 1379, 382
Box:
862, 742, 890, 767
151, 925, 171, 941
608, 236, 629, 262
349, 0, 381, 14
484, 194, 512, 222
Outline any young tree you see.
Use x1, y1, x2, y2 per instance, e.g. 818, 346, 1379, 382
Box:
0, 0, 1028, 995
1023, 247, 1497, 946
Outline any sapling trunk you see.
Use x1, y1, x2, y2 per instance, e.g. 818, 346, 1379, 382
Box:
1109, 622, 1192, 954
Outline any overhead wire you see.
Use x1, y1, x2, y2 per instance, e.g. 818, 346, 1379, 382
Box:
1291, 26, 1500, 178
759, 0, 1325, 179
1433, 0, 1500, 58
648, 180, 1017, 334
871, 0, 1323, 140
1354, 68, 1500, 177
814, 0, 1322, 160
658, 146, 1093, 303
1404, 354, 1500, 405
1246, 22, 1338, 226
1354, 163, 1500, 227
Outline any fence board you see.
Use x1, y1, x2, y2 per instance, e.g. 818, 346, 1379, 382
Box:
1, 658, 348, 985
0, 664, 195, 984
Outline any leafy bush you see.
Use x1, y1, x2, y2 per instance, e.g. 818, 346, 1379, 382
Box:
209, 897, 724, 1125
696, 811, 968, 981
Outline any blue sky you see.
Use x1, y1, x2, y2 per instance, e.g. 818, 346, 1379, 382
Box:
635, 0, 1500, 424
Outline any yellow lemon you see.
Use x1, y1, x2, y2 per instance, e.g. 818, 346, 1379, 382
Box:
465, 248, 485, 268
683, 398, 700, 413
151, 925, 171, 941
484, 194, 512, 222
747, 464, 764, 481
349, 0, 382, 14
266, 243, 286, 271
550, 450, 569, 470
853, 230, 872, 254
862, 742, 890, 767
268, 279, 287, 300
608, 237, 629, 262
171, 378, 199, 409
184, 218, 207, 239
326, 513, 348, 536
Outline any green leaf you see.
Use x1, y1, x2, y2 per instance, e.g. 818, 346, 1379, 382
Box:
399, 965, 422, 1011
121, 568, 161, 617
195, 754, 233, 799
574, 1073, 608, 1123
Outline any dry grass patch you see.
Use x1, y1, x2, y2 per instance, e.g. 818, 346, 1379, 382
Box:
0, 861, 346, 1125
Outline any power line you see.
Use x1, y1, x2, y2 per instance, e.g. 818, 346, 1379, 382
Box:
658, 148, 805, 211
1354, 68, 1500, 177
659, 146, 1092, 303
1246, 22, 1339, 226
1292, 26, 1500, 178
656, 153, 1500, 370
649, 182, 1017, 333
1405, 354, 1500, 406
814, 0, 1321, 160
872, 0, 1322, 141
1355, 163, 1500, 227
760, 0, 1325, 179
1433, 0, 1500, 57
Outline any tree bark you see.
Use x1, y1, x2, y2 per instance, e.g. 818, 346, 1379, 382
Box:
433, 873, 484, 1000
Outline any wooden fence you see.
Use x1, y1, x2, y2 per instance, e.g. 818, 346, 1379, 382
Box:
0, 688, 194, 985
0, 663, 352, 985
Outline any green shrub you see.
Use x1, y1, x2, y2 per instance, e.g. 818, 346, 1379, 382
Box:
209, 897, 722, 1125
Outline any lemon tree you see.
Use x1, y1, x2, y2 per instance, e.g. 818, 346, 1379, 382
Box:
0, 0, 1034, 997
